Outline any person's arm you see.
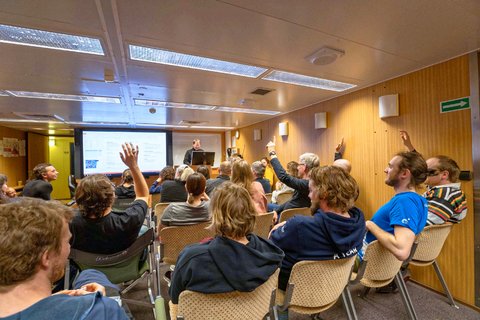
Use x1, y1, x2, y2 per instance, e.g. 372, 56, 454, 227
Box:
269, 219, 300, 253
334, 137, 345, 161
366, 221, 415, 261
400, 131, 416, 152
119, 143, 148, 203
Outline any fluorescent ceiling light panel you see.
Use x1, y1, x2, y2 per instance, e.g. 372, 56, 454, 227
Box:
216, 106, 281, 115
262, 70, 356, 92
190, 126, 235, 130
0, 24, 104, 55
129, 45, 267, 78
136, 123, 189, 128
6, 91, 121, 104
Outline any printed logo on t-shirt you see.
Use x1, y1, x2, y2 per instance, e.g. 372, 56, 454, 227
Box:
401, 218, 410, 224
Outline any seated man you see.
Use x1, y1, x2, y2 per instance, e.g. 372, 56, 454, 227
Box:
0, 198, 128, 319
205, 161, 231, 196
400, 130, 467, 224
169, 182, 284, 312
266, 139, 320, 220
269, 166, 365, 291
22, 163, 58, 200
70, 143, 149, 254
360, 151, 428, 262
252, 160, 271, 193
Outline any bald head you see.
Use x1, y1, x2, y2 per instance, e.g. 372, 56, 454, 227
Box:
333, 159, 352, 173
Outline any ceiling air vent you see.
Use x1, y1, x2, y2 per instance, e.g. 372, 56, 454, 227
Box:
13, 112, 65, 122
250, 88, 274, 96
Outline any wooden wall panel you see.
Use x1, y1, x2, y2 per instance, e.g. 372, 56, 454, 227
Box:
238, 55, 475, 305
0, 126, 27, 186
27, 132, 48, 178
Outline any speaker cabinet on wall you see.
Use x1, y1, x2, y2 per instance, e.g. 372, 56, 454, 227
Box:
314, 112, 327, 129
279, 122, 289, 136
253, 129, 262, 141
379, 94, 399, 118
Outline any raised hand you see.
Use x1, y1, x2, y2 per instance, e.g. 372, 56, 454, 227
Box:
119, 142, 139, 168
399, 130, 415, 151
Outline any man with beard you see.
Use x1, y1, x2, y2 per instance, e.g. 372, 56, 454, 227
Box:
0, 198, 128, 320
359, 151, 428, 262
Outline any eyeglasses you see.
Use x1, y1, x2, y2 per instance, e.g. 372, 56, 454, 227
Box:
427, 169, 440, 176
298, 163, 306, 167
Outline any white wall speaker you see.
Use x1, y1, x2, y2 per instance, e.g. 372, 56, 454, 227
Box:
253, 129, 262, 141
279, 122, 289, 136
379, 94, 399, 118
314, 112, 327, 129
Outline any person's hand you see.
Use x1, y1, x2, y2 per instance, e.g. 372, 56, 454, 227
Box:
266, 136, 276, 154
120, 142, 139, 168
365, 220, 375, 231
200, 192, 210, 201
268, 220, 286, 238
156, 177, 162, 183
400, 130, 415, 151
80, 283, 107, 296
335, 137, 345, 154
272, 211, 278, 224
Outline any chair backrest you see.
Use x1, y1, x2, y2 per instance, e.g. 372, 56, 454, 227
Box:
279, 207, 311, 223
112, 197, 135, 213
160, 222, 215, 265
69, 228, 154, 284
276, 191, 293, 205
177, 269, 279, 320
412, 223, 453, 264
151, 193, 162, 208
264, 193, 272, 203
357, 240, 403, 288
155, 202, 170, 222
68, 175, 77, 198
253, 212, 274, 239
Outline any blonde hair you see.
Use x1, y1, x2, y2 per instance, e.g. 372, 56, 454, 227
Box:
231, 160, 254, 194
180, 167, 195, 182
310, 166, 359, 212
210, 182, 256, 239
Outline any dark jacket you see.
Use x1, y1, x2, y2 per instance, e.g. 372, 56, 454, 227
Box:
22, 179, 52, 200
114, 185, 135, 199
160, 180, 187, 202
270, 207, 366, 290
169, 234, 284, 304
255, 178, 272, 194
205, 175, 230, 196
270, 158, 310, 213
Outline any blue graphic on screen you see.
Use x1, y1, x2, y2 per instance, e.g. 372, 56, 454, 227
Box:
85, 160, 99, 169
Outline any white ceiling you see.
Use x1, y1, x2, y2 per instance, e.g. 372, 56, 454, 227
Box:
0, 0, 478, 135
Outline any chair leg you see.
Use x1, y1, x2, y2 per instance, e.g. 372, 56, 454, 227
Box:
341, 286, 358, 320
432, 260, 459, 309
394, 273, 418, 320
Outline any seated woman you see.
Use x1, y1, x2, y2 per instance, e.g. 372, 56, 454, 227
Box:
160, 165, 194, 202
158, 173, 210, 231
169, 182, 284, 306
269, 166, 365, 292
150, 166, 175, 194
231, 160, 268, 213
271, 161, 298, 204
114, 169, 135, 199
70, 143, 149, 254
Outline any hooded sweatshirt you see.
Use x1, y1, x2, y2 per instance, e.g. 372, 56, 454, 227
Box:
270, 207, 366, 290
169, 234, 284, 304
114, 185, 135, 199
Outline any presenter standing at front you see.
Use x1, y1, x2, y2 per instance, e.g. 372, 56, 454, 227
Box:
183, 139, 204, 165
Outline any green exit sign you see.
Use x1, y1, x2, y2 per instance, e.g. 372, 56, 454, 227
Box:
440, 97, 470, 113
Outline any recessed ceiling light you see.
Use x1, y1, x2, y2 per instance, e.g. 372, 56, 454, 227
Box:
6, 90, 121, 104
135, 99, 215, 111
0, 24, 104, 55
129, 45, 268, 78
216, 106, 281, 115
262, 70, 356, 92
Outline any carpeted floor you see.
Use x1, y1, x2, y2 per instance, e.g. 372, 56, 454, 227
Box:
122, 269, 480, 320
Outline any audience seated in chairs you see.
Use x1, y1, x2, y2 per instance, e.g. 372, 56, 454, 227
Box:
149, 166, 175, 194
160, 165, 194, 203
168, 182, 284, 309
70, 143, 149, 255
158, 173, 211, 233
231, 160, 267, 213
0, 198, 129, 320
205, 161, 231, 197
196, 165, 210, 180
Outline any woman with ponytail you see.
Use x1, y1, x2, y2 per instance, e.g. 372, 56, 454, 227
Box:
158, 173, 210, 233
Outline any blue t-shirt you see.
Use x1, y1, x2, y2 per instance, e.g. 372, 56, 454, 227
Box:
365, 192, 428, 244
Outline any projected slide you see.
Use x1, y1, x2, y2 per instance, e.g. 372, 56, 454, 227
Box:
82, 131, 168, 175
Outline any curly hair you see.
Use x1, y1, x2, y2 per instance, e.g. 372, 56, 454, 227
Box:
309, 166, 359, 213
0, 198, 73, 286
75, 174, 115, 219
210, 182, 256, 239
159, 166, 175, 182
